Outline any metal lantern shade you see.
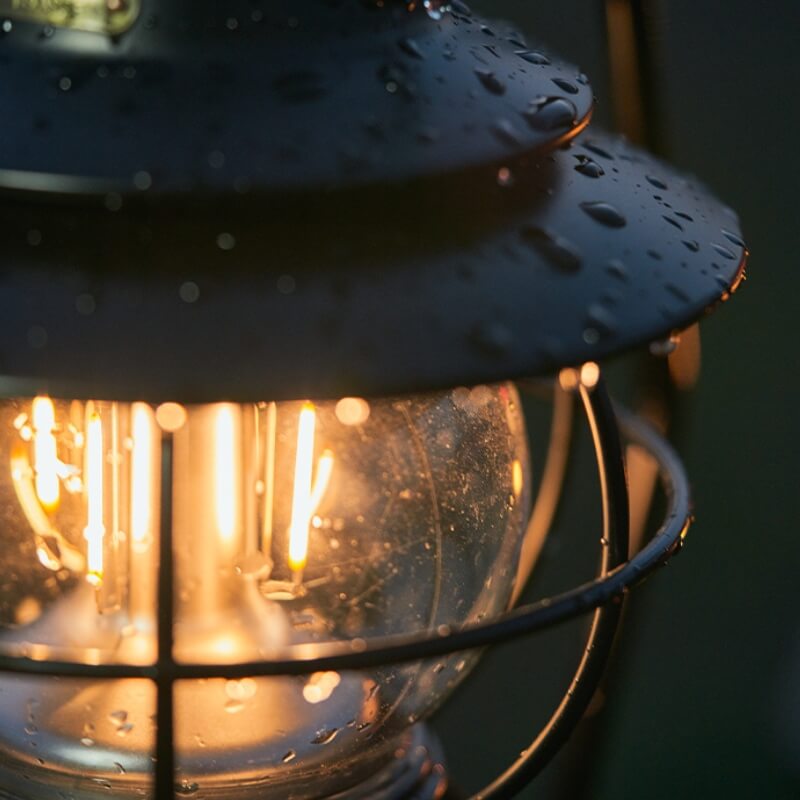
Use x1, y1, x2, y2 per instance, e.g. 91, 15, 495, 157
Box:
0, 2, 745, 800
0, 0, 744, 401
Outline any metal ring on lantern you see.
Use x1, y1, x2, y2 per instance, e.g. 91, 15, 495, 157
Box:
0, 372, 692, 799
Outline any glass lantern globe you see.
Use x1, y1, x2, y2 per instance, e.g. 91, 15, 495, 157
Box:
0, 383, 530, 799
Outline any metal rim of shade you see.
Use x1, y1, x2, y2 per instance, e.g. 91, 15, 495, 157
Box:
0, 372, 692, 798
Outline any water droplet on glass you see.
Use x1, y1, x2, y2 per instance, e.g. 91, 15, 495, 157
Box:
175, 781, 199, 796
579, 201, 627, 228
224, 699, 245, 714
662, 215, 683, 231
311, 727, 340, 745
682, 240, 700, 252
523, 97, 577, 132
521, 225, 582, 273
179, 281, 200, 303
216, 232, 236, 251
282, 750, 297, 764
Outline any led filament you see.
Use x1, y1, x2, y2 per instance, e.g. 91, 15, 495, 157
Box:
13, 396, 335, 600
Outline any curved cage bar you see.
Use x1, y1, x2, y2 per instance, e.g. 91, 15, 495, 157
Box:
0, 372, 692, 798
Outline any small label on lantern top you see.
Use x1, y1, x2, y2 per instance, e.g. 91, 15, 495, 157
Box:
1, 0, 139, 35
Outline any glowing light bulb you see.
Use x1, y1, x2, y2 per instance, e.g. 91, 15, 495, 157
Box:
288, 403, 317, 574
32, 396, 59, 511
214, 405, 237, 545
84, 412, 105, 587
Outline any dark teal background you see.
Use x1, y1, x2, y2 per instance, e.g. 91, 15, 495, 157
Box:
432, 2, 800, 798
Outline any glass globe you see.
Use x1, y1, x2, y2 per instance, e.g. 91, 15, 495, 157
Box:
0, 383, 530, 799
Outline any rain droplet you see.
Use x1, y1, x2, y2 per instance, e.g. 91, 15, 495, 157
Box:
282, 750, 297, 763
523, 97, 577, 132
175, 781, 199, 796
179, 281, 200, 303
216, 232, 236, 251
398, 37, 424, 59
711, 242, 736, 260
665, 283, 690, 304
515, 50, 550, 65
551, 77, 578, 94
682, 240, 700, 252
662, 215, 683, 231
474, 69, 505, 95
580, 201, 626, 228
574, 155, 604, 178
521, 225, 582, 273
605, 259, 629, 282
491, 118, 523, 147
423, 0, 449, 19
584, 304, 618, 339
721, 228, 745, 248
583, 142, 614, 160
311, 727, 340, 745
224, 699, 245, 714
649, 335, 679, 357
646, 175, 668, 190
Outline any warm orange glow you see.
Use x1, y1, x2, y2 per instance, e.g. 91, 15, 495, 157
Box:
303, 671, 342, 704
309, 449, 334, 512
288, 403, 317, 573
84, 413, 105, 586
214, 405, 237, 544
32, 396, 59, 511
155, 401, 187, 433
262, 401, 277, 553
512, 459, 524, 498
130, 403, 153, 545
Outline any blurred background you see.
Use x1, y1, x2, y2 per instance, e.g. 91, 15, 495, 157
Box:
432, 2, 800, 798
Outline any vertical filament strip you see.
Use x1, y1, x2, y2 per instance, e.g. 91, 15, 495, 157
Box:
84, 412, 105, 586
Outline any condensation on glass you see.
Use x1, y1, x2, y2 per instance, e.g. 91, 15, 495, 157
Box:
0, 384, 530, 798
